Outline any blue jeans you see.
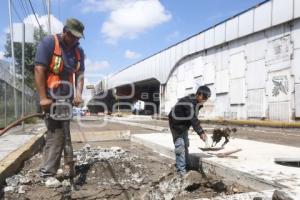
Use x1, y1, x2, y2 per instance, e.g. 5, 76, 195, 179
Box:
174, 131, 189, 174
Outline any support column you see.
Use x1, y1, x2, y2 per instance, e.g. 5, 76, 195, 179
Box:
159, 84, 166, 116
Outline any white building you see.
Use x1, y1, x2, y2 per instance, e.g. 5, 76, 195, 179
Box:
94, 0, 300, 122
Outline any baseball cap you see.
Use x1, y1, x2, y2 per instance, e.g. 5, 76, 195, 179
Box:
65, 18, 84, 38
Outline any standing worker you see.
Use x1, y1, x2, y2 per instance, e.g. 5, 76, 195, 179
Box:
168, 86, 211, 176
34, 18, 85, 180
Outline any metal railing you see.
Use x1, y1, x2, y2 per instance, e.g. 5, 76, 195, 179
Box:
0, 60, 37, 128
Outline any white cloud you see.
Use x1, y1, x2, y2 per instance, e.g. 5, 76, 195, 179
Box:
23, 14, 63, 34
81, 0, 133, 13
0, 51, 4, 59
82, 58, 110, 103
124, 49, 141, 59
85, 58, 110, 74
81, 0, 171, 43
102, 0, 171, 43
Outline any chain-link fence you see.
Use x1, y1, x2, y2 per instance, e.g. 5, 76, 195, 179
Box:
0, 60, 37, 128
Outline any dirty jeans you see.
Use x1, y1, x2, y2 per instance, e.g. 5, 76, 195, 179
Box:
40, 118, 69, 176
173, 131, 190, 175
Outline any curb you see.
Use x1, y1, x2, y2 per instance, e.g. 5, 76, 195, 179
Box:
0, 132, 45, 185
153, 116, 300, 129
130, 134, 282, 192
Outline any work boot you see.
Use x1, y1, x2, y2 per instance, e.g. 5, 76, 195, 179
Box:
177, 170, 187, 178
39, 169, 55, 178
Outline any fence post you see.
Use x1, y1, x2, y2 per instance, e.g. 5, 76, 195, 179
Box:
4, 82, 7, 127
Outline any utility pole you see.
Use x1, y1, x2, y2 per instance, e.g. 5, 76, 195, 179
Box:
47, 0, 51, 34
8, 0, 18, 119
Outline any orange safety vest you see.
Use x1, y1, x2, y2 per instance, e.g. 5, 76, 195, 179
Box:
47, 34, 81, 89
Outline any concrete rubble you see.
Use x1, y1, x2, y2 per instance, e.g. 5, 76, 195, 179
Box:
2, 142, 245, 199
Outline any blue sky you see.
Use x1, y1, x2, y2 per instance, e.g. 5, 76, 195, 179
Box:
0, 0, 265, 98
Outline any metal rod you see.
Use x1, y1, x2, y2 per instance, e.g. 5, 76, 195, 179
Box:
22, 23, 25, 131
47, 0, 51, 35
4, 82, 7, 127
8, 0, 18, 119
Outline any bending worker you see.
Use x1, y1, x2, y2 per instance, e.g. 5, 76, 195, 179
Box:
168, 86, 211, 176
34, 18, 85, 179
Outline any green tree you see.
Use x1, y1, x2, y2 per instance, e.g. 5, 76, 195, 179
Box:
4, 28, 47, 89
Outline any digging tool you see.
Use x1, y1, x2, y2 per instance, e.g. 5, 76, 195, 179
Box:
63, 121, 76, 190
51, 98, 77, 190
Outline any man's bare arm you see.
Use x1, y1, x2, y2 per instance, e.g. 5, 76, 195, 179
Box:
76, 72, 84, 98
73, 72, 84, 106
34, 65, 47, 100
35, 65, 52, 110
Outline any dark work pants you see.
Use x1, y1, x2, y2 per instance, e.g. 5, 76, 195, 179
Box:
40, 118, 69, 175
169, 123, 190, 174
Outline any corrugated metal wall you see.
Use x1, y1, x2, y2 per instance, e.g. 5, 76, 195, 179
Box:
103, 0, 300, 90
97, 0, 300, 121
163, 18, 300, 121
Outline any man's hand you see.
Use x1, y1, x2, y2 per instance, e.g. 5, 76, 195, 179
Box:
199, 132, 208, 142
40, 98, 53, 111
73, 96, 83, 107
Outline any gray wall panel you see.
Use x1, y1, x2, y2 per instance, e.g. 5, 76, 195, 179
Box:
205, 28, 215, 49
214, 23, 226, 45
295, 0, 300, 18
239, 10, 254, 37
272, 0, 293, 26
254, 1, 272, 32
226, 17, 239, 41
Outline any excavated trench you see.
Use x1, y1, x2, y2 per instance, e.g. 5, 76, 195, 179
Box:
2, 141, 251, 200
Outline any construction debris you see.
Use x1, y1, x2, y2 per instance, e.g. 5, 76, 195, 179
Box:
2, 141, 249, 199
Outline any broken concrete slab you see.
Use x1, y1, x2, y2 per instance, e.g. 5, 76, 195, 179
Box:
182, 170, 202, 191
45, 177, 62, 188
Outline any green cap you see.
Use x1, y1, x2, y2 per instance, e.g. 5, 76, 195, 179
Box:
65, 18, 84, 38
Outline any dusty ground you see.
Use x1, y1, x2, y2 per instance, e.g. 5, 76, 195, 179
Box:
2, 140, 249, 200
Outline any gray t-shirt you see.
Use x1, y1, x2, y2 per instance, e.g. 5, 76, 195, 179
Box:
34, 34, 85, 99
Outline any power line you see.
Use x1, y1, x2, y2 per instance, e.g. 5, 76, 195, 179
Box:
16, 0, 27, 19
42, 0, 48, 16
41, 0, 49, 33
28, 0, 42, 30
11, 1, 22, 21
23, 0, 35, 25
